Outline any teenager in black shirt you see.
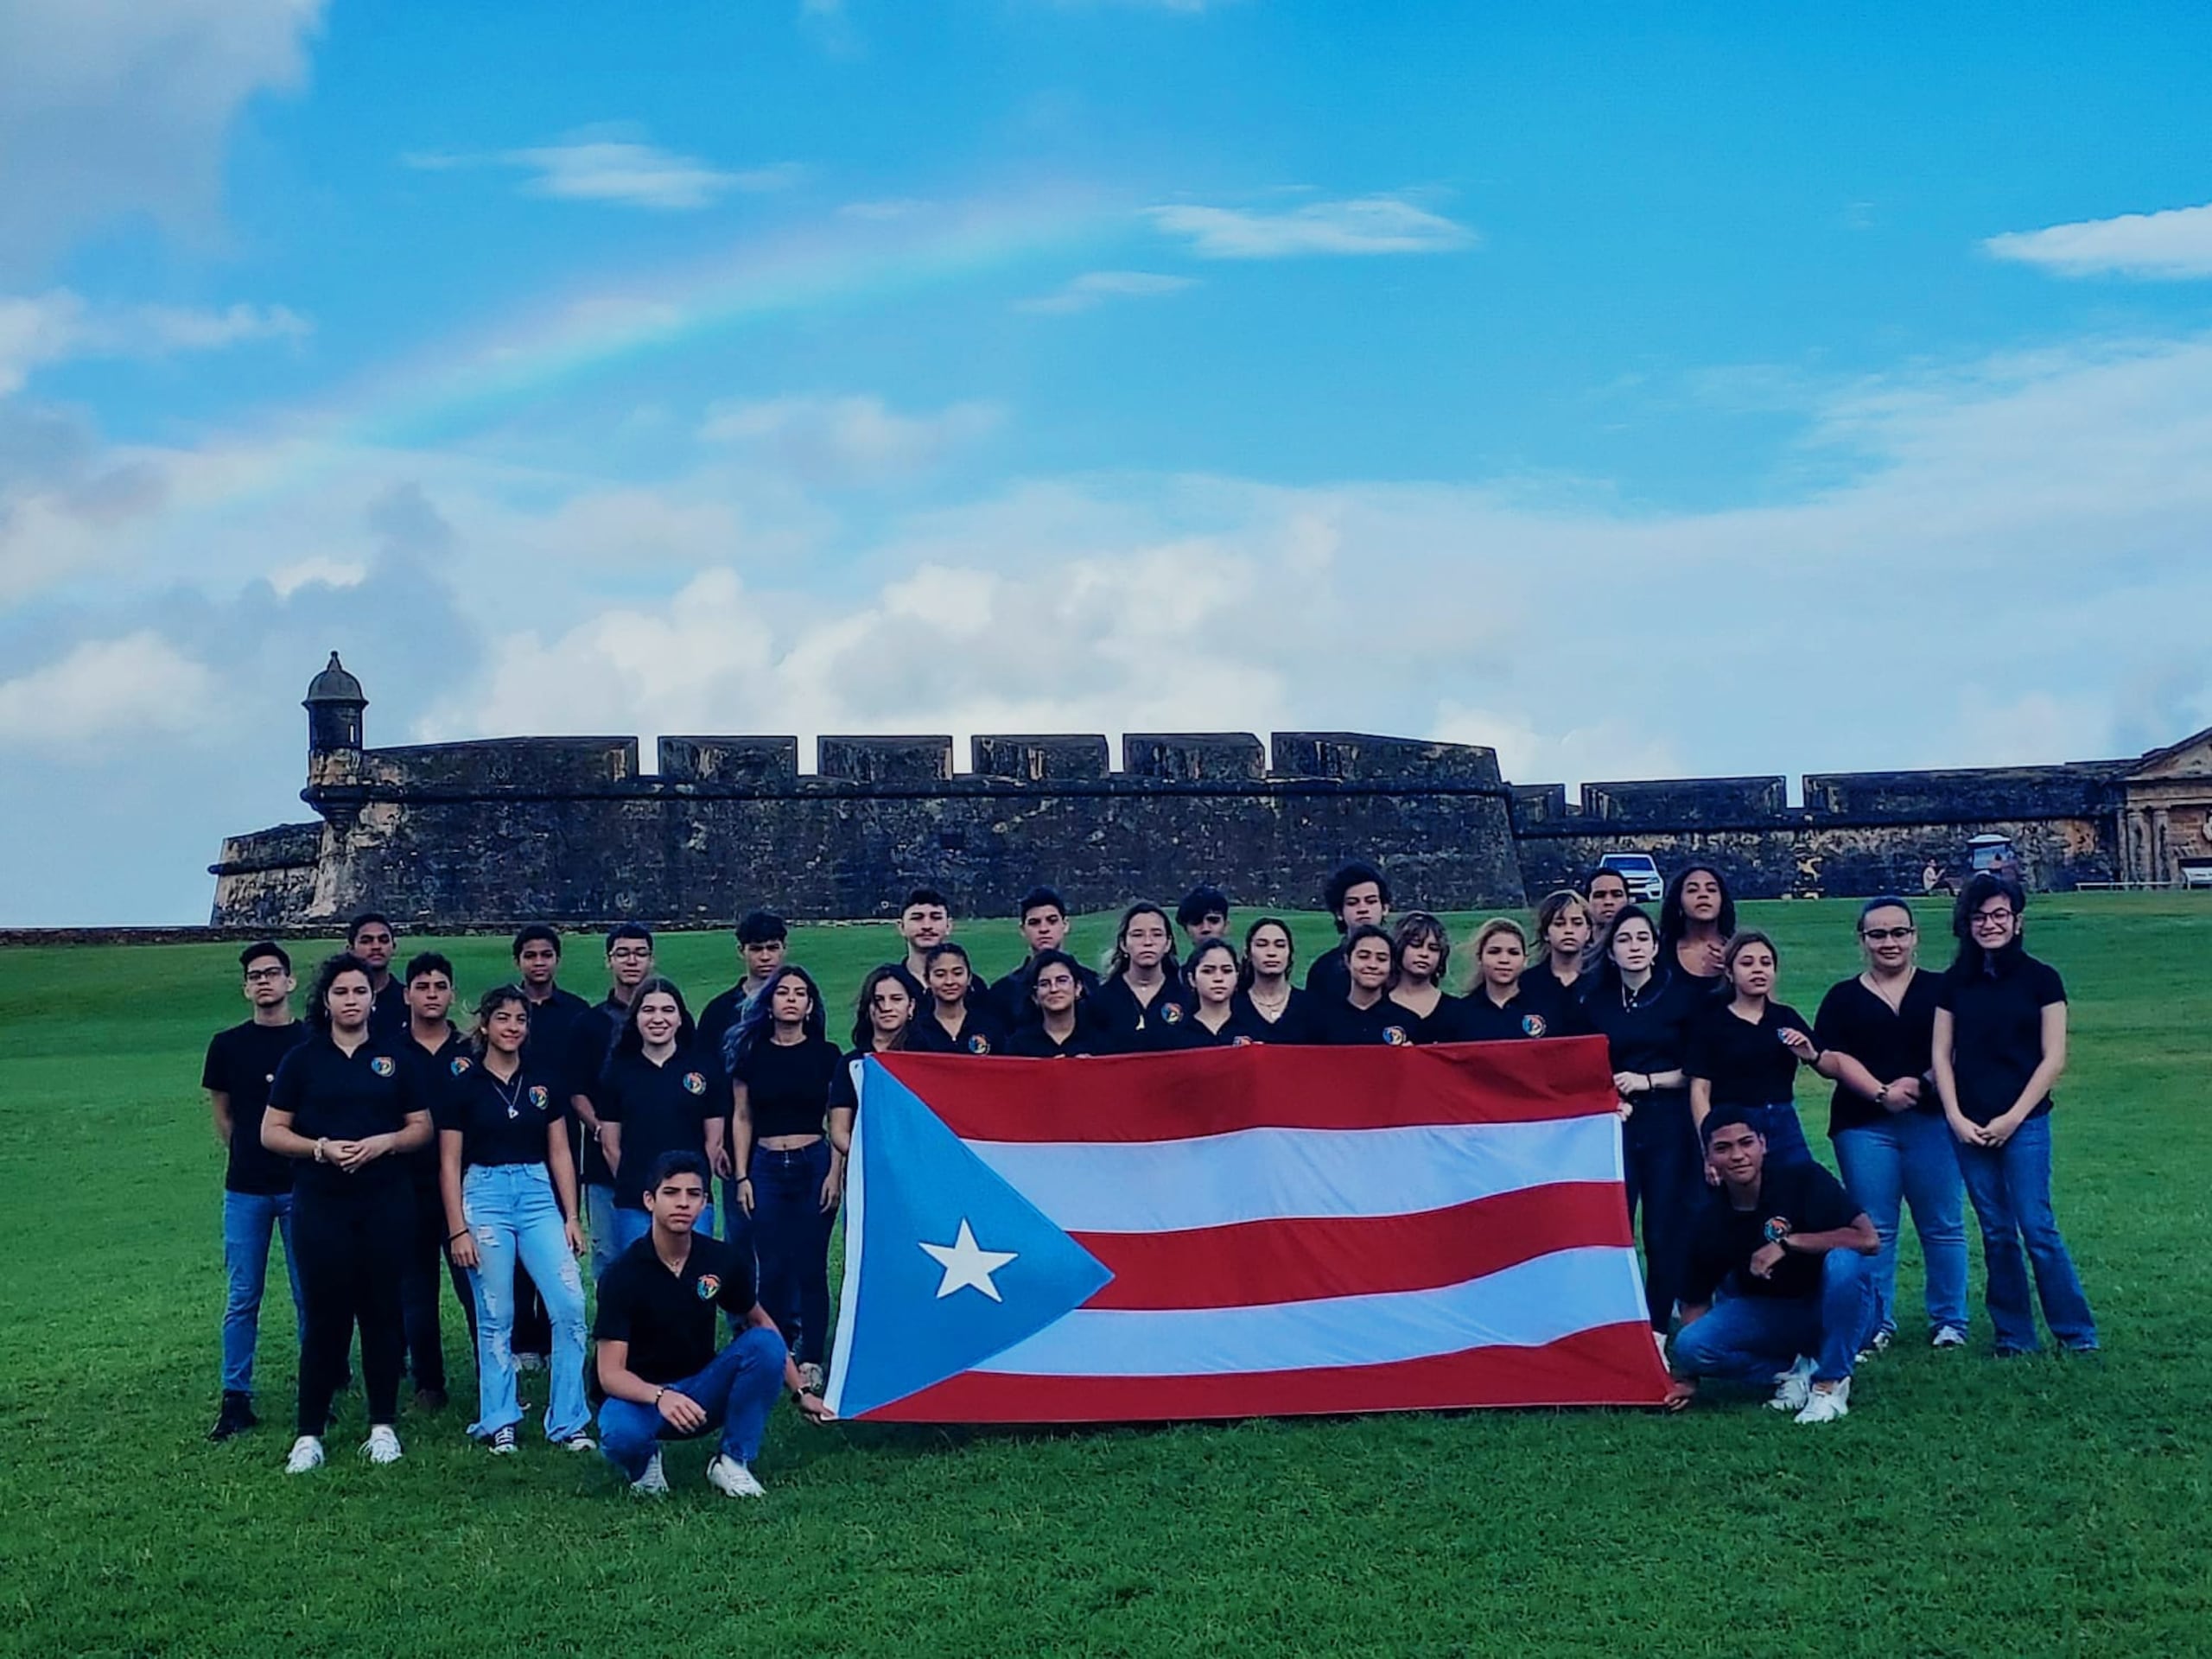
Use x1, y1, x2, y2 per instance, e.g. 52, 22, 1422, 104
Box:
1090, 902, 1189, 1044
1685, 931, 1819, 1166
1583, 868, 1631, 963
1176, 884, 1231, 950
1931, 875, 2096, 1355
695, 910, 787, 1064
1668, 1107, 1878, 1425
1521, 890, 1593, 1021
1305, 861, 1391, 1002
1658, 866, 1733, 996
435, 985, 593, 1455
594, 1153, 830, 1498
1234, 917, 1319, 1044
1005, 950, 1112, 1056
987, 887, 1101, 1022
829, 966, 917, 1138
1452, 918, 1573, 1041
1150, 938, 1265, 1047
395, 952, 469, 1412
1581, 906, 1703, 1340
725, 966, 843, 1394
569, 924, 657, 1284
1387, 912, 1465, 1044
1315, 925, 1415, 1046
1809, 899, 1967, 1352
202, 941, 311, 1442
889, 886, 954, 1003
909, 942, 1009, 1055
599, 977, 726, 1262
263, 953, 433, 1474
347, 912, 407, 1039
507, 924, 587, 1373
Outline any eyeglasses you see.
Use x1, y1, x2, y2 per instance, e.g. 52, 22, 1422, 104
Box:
243, 967, 288, 982
1970, 908, 2016, 927
1859, 927, 1916, 942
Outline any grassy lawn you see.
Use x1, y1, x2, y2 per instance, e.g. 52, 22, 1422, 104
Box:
1, 896, 2206, 1656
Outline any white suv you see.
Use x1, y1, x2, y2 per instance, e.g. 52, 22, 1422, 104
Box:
1597, 852, 1664, 903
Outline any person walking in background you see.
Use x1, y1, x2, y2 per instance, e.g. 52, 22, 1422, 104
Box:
201, 942, 310, 1442
1581, 906, 1702, 1344
724, 966, 842, 1395
1659, 866, 1735, 995
263, 953, 432, 1473
1305, 861, 1391, 1003
436, 984, 593, 1456
1810, 899, 1968, 1353
1932, 875, 2098, 1356
1686, 932, 1820, 1166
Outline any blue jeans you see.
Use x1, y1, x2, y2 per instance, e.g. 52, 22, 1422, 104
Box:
221, 1190, 305, 1395
1671, 1249, 1877, 1386
596, 1325, 788, 1481
751, 1141, 836, 1365
460, 1164, 591, 1442
585, 1184, 620, 1285
1955, 1115, 2097, 1352
1832, 1112, 1967, 1338
607, 1202, 716, 1260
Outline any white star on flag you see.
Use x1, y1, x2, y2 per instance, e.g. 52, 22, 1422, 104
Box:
918, 1219, 1019, 1302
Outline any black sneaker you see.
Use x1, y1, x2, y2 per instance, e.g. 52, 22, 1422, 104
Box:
208, 1391, 259, 1442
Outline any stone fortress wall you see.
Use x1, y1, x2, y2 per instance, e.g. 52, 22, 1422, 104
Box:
209, 656, 2212, 929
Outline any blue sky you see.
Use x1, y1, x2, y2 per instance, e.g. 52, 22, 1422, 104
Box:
4, 1, 2212, 922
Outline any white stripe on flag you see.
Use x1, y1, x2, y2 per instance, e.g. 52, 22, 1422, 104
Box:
976, 1244, 1643, 1377
823, 1057, 870, 1419
968, 1114, 1620, 1235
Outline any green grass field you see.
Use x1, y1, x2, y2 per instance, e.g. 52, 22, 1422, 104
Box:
3, 898, 2207, 1657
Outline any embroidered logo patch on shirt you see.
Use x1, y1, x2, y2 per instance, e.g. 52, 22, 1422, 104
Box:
370, 1056, 395, 1077
1521, 1014, 1548, 1038
1232, 1035, 1255, 1046
1160, 1002, 1185, 1024
683, 1071, 706, 1095
966, 1034, 992, 1054
1383, 1026, 1412, 1046
696, 1274, 721, 1300
528, 1085, 550, 1110
449, 1056, 472, 1076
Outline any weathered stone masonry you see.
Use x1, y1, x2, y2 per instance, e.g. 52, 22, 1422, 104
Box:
209, 655, 2212, 927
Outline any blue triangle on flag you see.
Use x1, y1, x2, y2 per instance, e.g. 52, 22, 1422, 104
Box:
828, 1059, 1111, 1420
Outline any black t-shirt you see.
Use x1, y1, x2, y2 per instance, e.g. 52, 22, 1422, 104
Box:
369, 976, 409, 1041
598, 1042, 728, 1210
1937, 948, 2067, 1125
565, 998, 628, 1185
1580, 969, 1700, 1090
1452, 988, 1584, 1042
434, 1056, 569, 1171
201, 1020, 311, 1195
1231, 986, 1323, 1045
1315, 996, 1419, 1047
1303, 944, 1350, 1003
1005, 1020, 1113, 1058
828, 1046, 887, 1114
1090, 973, 1192, 1043
988, 960, 1102, 1025
1814, 970, 1944, 1135
1683, 1162, 1861, 1303
593, 1234, 758, 1386
1686, 1001, 1813, 1109
730, 1033, 842, 1141
266, 1030, 429, 1196
908, 1001, 1011, 1057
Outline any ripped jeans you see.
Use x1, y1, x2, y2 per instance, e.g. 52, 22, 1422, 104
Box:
460, 1162, 590, 1442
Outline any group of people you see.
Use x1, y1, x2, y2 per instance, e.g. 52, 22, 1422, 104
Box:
200, 859, 2097, 1495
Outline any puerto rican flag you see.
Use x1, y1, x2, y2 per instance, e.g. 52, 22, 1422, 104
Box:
824, 1042, 1671, 1422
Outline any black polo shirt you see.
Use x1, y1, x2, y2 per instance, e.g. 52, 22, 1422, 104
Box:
1384, 991, 1465, 1046
1314, 996, 1418, 1047
729, 1033, 841, 1140
694, 981, 757, 1070
1231, 987, 1322, 1045
1580, 969, 1700, 1086
519, 984, 593, 1080
1683, 1162, 1860, 1304
1148, 1006, 1268, 1048
828, 1046, 886, 1115
397, 1026, 467, 1187
593, 1234, 757, 1385
1518, 957, 1593, 1025
435, 1057, 569, 1172
1686, 1001, 1814, 1109
566, 997, 628, 1186
1937, 947, 2066, 1126
988, 960, 1102, 1025
1813, 969, 1943, 1135
908, 1001, 1011, 1057
368, 976, 409, 1041
597, 1041, 728, 1211
1090, 973, 1192, 1044
1005, 1020, 1113, 1058
1303, 944, 1350, 1003
267, 1030, 428, 1196
201, 1020, 310, 1196
1452, 989, 1573, 1043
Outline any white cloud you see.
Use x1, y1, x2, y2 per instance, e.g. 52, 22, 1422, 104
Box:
0, 289, 308, 395
1147, 195, 1475, 258
0, 0, 326, 270
266, 556, 365, 599
0, 631, 220, 747
1017, 270, 1198, 315
408, 140, 802, 213
1430, 703, 1681, 793
1986, 202, 2212, 280
698, 394, 1001, 484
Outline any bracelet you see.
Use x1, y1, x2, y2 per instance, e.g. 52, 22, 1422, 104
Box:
314, 1138, 327, 1163
447, 1229, 468, 1243
736, 1176, 753, 1186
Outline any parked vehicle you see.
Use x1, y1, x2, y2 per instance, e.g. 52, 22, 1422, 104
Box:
1596, 851, 1663, 903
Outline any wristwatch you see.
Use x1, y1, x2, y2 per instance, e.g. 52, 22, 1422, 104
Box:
1874, 1084, 1891, 1108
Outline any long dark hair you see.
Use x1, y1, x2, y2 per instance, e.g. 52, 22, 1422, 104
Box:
1181, 935, 1240, 1000
850, 964, 917, 1052
470, 983, 531, 1053
1590, 904, 1663, 996
306, 952, 375, 1034
1104, 901, 1180, 982
1389, 912, 1451, 989
725, 963, 826, 1072
1949, 873, 2026, 975
1659, 863, 1737, 946
615, 976, 696, 1057
1240, 915, 1296, 988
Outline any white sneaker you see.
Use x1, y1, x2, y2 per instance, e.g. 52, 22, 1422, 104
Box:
283, 1435, 325, 1475
705, 1453, 766, 1498
1767, 1356, 1816, 1413
1795, 1379, 1851, 1425
488, 1425, 518, 1456
1931, 1325, 1967, 1349
360, 1425, 404, 1465
561, 1434, 597, 1453
1855, 1329, 1893, 1363
630, 1450, 670, 1497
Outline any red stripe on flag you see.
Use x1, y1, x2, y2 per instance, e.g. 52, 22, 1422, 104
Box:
1075, 1182, 1631, 1311
878, 1039, 1618, 1143
860, 1320, 1672, 1421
